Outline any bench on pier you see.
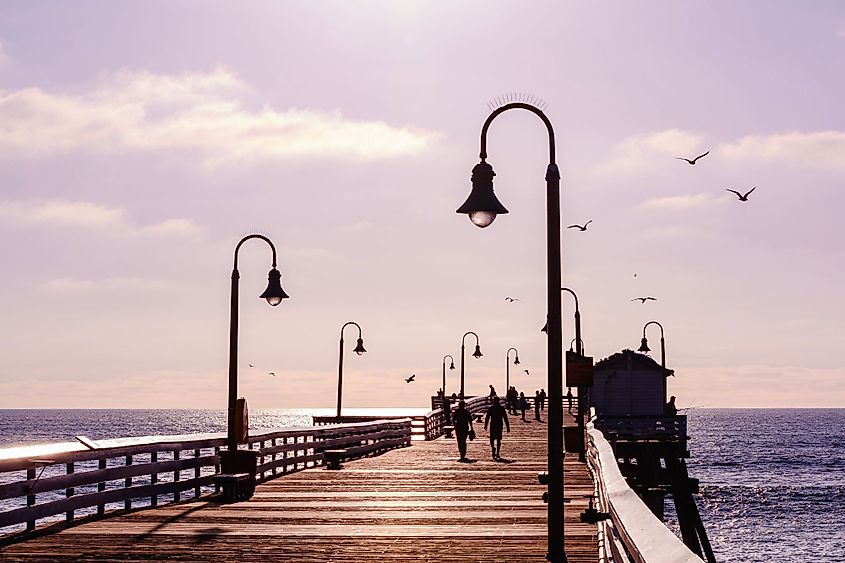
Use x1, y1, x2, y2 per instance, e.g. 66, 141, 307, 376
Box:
213, 473, 253, 503
323, 449, 348, 470
443, 425, 455, 438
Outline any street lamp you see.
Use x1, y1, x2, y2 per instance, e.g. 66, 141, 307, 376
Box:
541, 287, 582, 356
506, 347, 520, 391
227, 234, 289, 452
638, 320, 667, 401
459, 331, 483, 398
442, 354, 456, 397
337, 321, 367, 417
456, 102, 567, 561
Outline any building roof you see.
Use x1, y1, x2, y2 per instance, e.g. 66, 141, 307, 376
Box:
594, 349, 675, 377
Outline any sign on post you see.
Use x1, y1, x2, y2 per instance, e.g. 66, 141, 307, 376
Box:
566, 351, 594, 386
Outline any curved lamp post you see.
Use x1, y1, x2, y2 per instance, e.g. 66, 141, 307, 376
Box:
336, 321, 367, 417
568, 338, 585, 353
541, 287, 582, 356
227, 234, 289, 452
459, 331, 483, 398
638, 320, 667, 401
456, 102, 567, 561
442, 354, 456, 397
506, 347, 520, 391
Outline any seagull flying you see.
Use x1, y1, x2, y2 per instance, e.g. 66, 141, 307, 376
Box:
567, 220, 593, 232
505, 297, 520, 302
268, 372, 275, 376
676, 151, 709, 165
726, 187, 756, 202
631, 297, 657, 304
524, 369, 530, 375
249, 364, 254, 368
405, 374, 416, 383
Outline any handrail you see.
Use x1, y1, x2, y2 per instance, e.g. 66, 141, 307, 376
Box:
0, 419, 411, 538
586, 421, 702, 563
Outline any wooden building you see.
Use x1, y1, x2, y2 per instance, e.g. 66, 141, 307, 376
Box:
590, 349, 673, 417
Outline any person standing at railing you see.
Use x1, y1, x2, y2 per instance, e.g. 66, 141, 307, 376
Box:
442, 394, 452, 425
566, 387, 573, 415
453, 400, 474, 462
534, 390, 542, 422
518, 392, 528, 422
484, 396, 510, 459
539, 388, 547, 411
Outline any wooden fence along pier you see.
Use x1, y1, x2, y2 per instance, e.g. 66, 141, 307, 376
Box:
1, 392, 712, 562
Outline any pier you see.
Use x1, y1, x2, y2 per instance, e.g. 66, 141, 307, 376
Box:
1, 396, 706, 562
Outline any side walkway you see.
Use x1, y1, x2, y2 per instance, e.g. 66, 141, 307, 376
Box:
1, 413, 598, 562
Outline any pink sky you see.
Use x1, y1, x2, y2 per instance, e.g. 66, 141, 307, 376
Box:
1, 1, 843, 408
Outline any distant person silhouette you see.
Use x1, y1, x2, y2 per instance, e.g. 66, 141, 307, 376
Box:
489, 384, 497, 398
453, 400, 474, 461
566, 387, 574, 415
539, 388, 546, 411
665, 396, 678, 416
518, 392, 528, 422
442, 394, 451, 425
534, 390, 542, 421
507, 386, 518, 415
484, 396, 510, 459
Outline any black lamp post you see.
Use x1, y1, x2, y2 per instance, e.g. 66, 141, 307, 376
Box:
459, 331, 483, 398
337, 321, 367, 417
506, 347, 520, 391
227, 234, 289, 452
456, 102, 567, 561
542, 287, 582, 356
638, 320, 667, 401
442, 354, 456, 397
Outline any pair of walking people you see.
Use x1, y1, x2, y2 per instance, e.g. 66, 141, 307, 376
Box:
453, 397, 510, 461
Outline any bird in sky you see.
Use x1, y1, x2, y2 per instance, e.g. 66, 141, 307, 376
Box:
249, 364, 254, 368
726, 187, 756, 202
633, 273, 637, 278
268, 372, 275, 376
567, 220, 593, 231
676, 151, 709, 165
505, 297, 520, 302
524, 369, 530, 375
405, 374, 416, 383
631, 297, 657, 304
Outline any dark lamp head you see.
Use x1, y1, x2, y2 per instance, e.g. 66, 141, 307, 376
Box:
514, 356, 520, 365
260, 268, 289, 307
638, 337, 651, 353
456, 161, 509, 229
472, 345, 483, 359
449, 361, 456, 370
353, 338, 367, 356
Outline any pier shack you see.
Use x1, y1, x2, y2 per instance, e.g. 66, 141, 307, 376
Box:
2, 395, 708, 561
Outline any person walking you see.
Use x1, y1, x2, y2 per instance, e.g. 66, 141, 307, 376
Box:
566, 387, 573, 415
453, 400, 474, 462
534, 390, 542, 421
484, 396, 510, 459
518, 392, 528, 422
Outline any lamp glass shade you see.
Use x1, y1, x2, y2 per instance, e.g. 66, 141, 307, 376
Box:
260, 268, 289, 306
456, 161, 509, 229
472, 345, 483, 359
514, 356, 520, 365
638, 337, 651, 353
353, 338, 367, 355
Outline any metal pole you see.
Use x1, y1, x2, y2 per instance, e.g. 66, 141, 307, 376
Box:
336, 334, 345, 417
227, 269, 240, 452
506, 354, 510, 392
460, 341, 466, 398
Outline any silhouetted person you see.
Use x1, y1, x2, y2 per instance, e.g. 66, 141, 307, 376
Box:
566, 387, 574, 414
518, 392, 528, 422
453, 400, 474, 461
539, 388, 546, 411
534, 390, 542, 421
484, 396, 510, 459
507, 386, 518, 415
489, 384, 497, 398
442, 394, 451, 425
665, 395, 678, 416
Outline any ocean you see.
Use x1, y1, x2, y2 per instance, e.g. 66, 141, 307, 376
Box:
1, 408, 842, 561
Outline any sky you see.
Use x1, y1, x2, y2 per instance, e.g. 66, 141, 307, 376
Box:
1, 1, 843, 409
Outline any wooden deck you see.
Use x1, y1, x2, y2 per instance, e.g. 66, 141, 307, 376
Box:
1, 413, 598, 561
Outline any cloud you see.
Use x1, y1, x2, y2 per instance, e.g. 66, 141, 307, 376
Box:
0, 68, 438, 167
602, 129, 704, 173
637, 192, 728, 211
42, 276, 175, 293
0, 199, 203, 238
717, 131, 845, 170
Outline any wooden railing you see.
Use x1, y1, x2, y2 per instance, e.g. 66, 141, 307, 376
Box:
0, 419, 411, 538
594, 416, 687, 440
586, 421, 702, 563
